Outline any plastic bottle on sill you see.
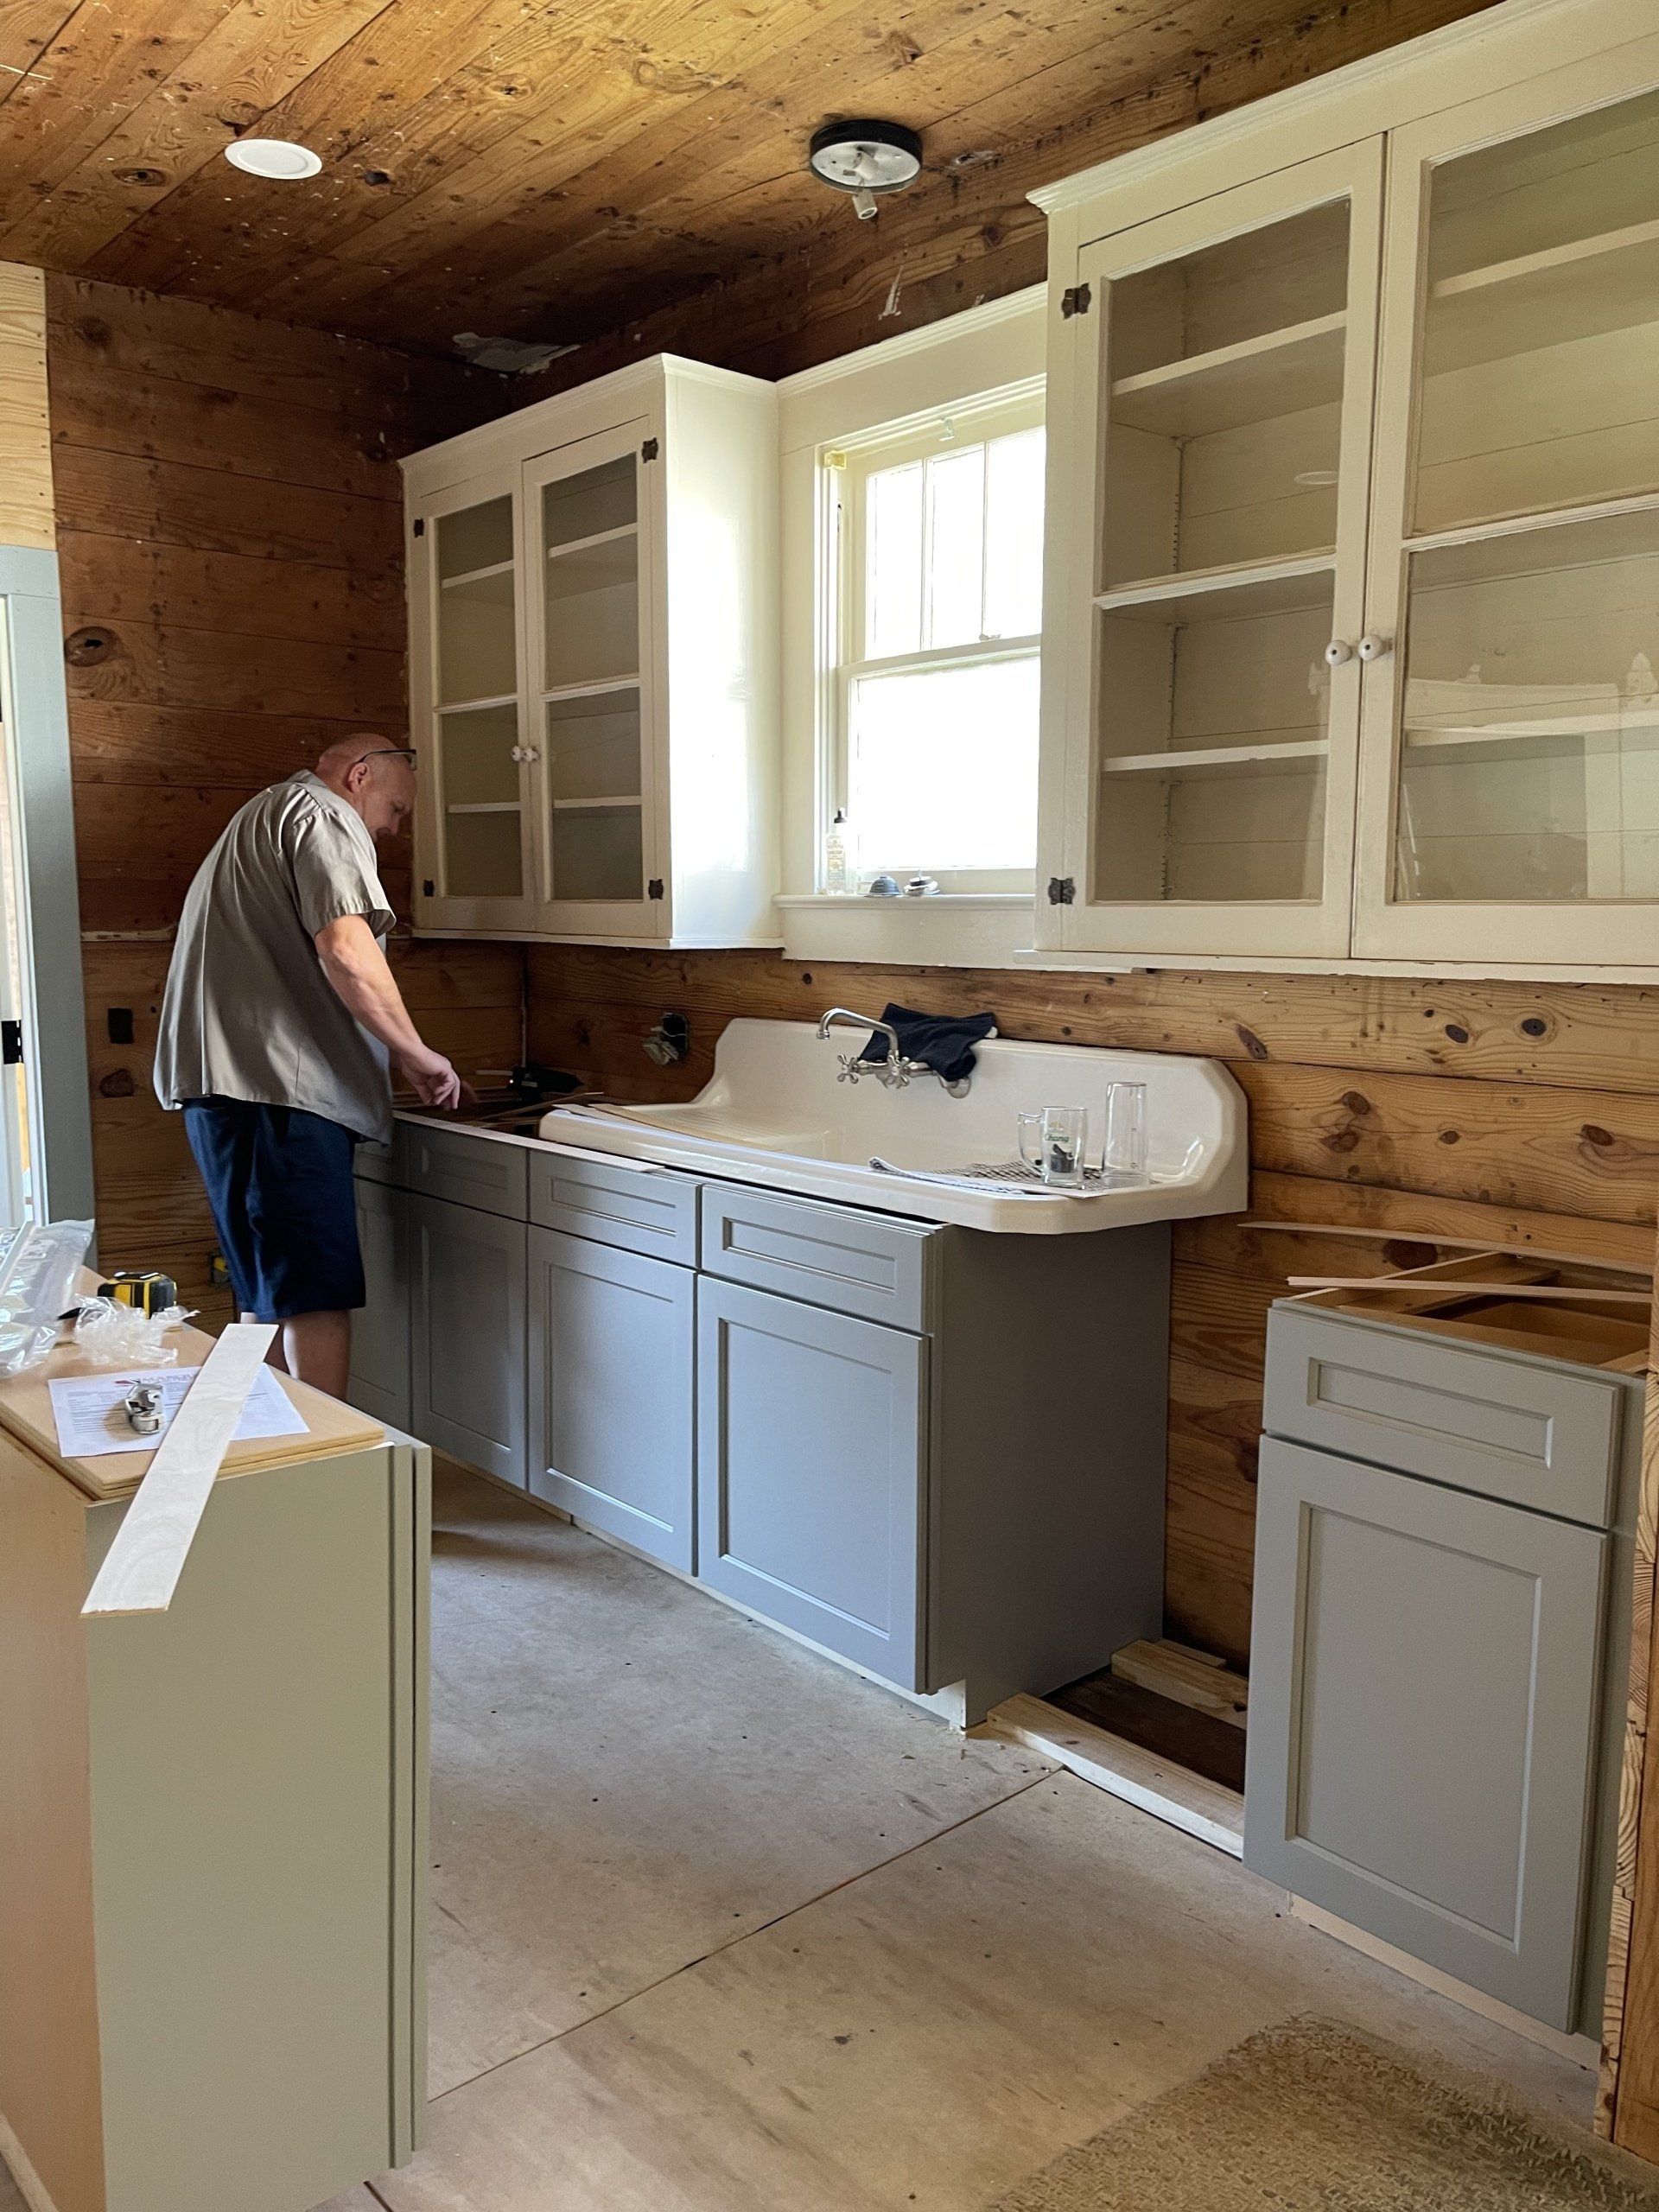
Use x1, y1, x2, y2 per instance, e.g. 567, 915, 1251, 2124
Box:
823, 808, 854, 894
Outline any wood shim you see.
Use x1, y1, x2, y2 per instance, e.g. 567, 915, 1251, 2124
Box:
980, 1694, 1244, 1858
81, 1324, 277, 1618
1287, 1278, 1651, 1303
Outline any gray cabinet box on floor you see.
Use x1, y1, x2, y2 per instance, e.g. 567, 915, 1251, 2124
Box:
357, 1125, 1172, 1721
1245, 1300, 1640, 2035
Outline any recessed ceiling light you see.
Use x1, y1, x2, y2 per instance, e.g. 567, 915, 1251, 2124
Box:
809, 120, 922, 219
224, 137, 322, 181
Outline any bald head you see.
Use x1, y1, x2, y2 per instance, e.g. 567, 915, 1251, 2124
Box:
314, 734, 416, 841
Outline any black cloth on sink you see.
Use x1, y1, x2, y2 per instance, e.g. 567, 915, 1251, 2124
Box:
857, 1002, 998, 1084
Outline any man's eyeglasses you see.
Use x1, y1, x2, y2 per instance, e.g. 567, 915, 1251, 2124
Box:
359, 747, 418, 769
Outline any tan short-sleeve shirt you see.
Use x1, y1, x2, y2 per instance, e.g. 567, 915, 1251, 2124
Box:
154, 773, 397, 1141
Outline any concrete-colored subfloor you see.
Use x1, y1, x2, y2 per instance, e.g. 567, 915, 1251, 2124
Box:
315, 1463, 1595, 2212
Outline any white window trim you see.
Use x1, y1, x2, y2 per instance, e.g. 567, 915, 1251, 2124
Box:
775, 287, 1046, 965
828, 389, 1044, 894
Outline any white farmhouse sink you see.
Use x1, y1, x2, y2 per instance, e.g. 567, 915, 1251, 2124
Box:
539, 1018, 1246, 1234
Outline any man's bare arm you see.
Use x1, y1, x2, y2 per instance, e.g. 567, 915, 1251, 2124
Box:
315, 914, 464, 1109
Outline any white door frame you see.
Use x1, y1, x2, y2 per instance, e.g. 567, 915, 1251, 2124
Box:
0, 545, 94, 1225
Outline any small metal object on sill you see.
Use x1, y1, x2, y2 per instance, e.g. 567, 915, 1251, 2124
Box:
866, 873, 901, 896
901, 875, 940, 897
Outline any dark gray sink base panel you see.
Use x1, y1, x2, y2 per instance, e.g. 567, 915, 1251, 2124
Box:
929, 1219, 1170, 1726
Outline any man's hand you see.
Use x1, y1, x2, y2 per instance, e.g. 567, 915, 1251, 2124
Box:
399, 1046, 462, 1110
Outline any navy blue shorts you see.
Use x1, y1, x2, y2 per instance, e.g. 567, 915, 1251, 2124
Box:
183, 1097, 365, 1320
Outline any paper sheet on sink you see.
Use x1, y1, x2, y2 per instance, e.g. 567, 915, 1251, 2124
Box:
50, 1363, 309, 1459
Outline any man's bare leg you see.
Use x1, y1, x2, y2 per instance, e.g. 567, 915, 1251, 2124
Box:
278, 1309, 352, 1400
245, 1311, 290, 1372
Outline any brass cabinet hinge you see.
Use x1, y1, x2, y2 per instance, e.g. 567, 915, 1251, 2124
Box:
641, 437, 660, 462
647, 877, 664, 899
1046, 875, 1076, 906
1059, 283, 1091, 319
412, 517, 425, 537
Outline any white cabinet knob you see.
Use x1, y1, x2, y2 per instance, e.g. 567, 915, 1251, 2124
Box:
1324, 639, 1354, 667
1357, 633, 1394, 662
521, 746, 540, 764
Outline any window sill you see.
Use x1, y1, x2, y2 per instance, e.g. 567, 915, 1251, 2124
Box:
774, 892, 1033, 966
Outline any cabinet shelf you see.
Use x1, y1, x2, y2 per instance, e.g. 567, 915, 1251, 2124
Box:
1405, 708, 1659, 753
445, 801, 521, 815
542, 673, 641, 705
438, 691, 517, 715
1096, 553, 1336, 624
440, 559, 514, 593
1102, 738, 1330, 775
1426, 217, 1659, 375
550, 795, 641, 810
1110, 312, 1347, 439
546, 522, 638, 563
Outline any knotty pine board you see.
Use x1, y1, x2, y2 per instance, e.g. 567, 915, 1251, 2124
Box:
45, 276, 514, 1314
0, 260, 52, 549
527, 944, 1659, 1669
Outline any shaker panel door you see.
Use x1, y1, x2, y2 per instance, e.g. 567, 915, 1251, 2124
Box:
696, 1277, 927, 1688
409, 1195, 528, 1484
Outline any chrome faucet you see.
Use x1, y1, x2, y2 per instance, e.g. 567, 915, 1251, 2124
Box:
816, 1007, 970, 1097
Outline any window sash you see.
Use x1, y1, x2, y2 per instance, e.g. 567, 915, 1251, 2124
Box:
828, 389, 1044, 888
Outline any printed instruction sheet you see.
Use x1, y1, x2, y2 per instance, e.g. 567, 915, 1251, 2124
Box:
49, 1363, 310, 1459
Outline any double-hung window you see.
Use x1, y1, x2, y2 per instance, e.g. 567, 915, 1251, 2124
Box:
829, 391, 1045, 892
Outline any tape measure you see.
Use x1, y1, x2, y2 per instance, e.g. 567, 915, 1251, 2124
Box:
97, 1269, 177, 1316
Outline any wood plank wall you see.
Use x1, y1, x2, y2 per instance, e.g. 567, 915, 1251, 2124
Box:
0, 263, 53, 550
42, 276, 524, 1315
524, 944, 1659, 1669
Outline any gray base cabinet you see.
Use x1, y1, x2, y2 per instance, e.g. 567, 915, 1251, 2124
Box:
349, 1177, 411, 1432
696, 1275, 926, 1688
527, 1225, 694, 1570
360, 1120, 1173, 1720
409, 1192, 528, 1486
1245, 1300, 1639, 2035
1246, 1435, 1606, 2030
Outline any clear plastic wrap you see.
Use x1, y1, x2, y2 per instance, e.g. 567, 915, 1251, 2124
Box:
0, 1218, 94, 1375
72, 1294, 196, 1368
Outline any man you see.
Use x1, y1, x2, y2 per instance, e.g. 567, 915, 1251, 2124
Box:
156, 735, 465, 1398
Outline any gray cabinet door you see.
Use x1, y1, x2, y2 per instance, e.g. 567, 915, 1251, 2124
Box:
409, 1194, 527, 1484
696, 1276, 927, 1688
1244, 1435, 1607, 2030
348, 1176, 411, 1432
527, 1226, 694, 1570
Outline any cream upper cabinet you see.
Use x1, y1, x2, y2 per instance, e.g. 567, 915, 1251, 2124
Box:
1038, 2, 1659, 973
404, 356, 779, 946
1040, 142, 1383, 960
1354, 59, 1659, 966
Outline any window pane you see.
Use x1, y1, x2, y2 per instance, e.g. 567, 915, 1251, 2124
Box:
1392, 506, 1659, 902
924, 444, 986, 649
865, 462, 923, 658
985, 427, 1046, 639
849, 654, 1039, 872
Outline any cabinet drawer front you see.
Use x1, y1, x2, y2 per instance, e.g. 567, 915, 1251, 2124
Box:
696, 1276, 927, 1689
353, 1126, 408, 1189
404, 1123, 528, 1220
527, 1150, 698, 1263
527, 1227, 695, 1572
1263, 1308, 1623, 1526
700, 1185, 933, 1329
1243, 1437, 1606, 2031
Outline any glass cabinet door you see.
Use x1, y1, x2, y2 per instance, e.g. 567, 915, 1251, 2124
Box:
1355, 67, 1659, 963
1050, 139, 1383, 957
422, 481, 533, 922
523, 424, 661, 932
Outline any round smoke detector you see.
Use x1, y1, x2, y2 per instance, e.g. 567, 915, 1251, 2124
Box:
808, 120, 922, 219
224, 137, 323, 181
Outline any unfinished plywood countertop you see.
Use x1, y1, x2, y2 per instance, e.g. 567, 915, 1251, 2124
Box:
0, 1282, 383, 1503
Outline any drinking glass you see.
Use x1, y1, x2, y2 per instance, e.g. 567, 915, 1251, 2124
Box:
1101, 1081, 1148, 1186
1017, 1105, 1089, 1190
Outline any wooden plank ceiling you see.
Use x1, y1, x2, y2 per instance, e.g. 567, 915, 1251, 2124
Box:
0, 0, 1498, 360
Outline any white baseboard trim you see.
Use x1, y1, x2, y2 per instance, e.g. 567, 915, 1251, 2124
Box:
0, 2115, 61, 2212
1287, 1897, 1601, 2070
